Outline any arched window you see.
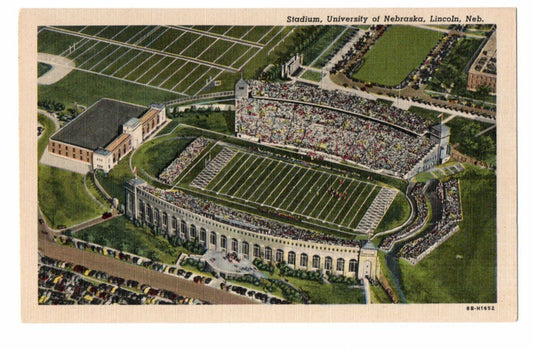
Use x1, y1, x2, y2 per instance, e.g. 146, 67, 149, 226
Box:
288, 251, 296, 265
349, 259, 357, 273
242, 242, 249, 257
231, 238, 239, 253
324, 257, 332, 270
162, 212, 168, 227
153, 208, 159, 226
312, 255, 321, 269
146, 205, 153, 223
138, 200, 144, 218
200, 228, 207, 245
253, 244, 261, 258
210, 231, 217, 246
300, 253, 308, 267
180, 220, 187, 238
276, 249, 284, 262
171, 217, 177, 234
265, 247, 272, 261
221, 235, 227, 250
336, 258, 345, 272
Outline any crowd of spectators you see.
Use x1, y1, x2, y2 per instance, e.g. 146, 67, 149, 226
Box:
236, 97, 435, 176
158, 137, 210, 184
142, 185, 360, 248
379, 183, 429, 251
38, 255, 204, 305
248, 80, 430, 134
397, 179, 462, 263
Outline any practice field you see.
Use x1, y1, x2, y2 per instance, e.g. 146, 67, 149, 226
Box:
193, 148, 393, 233
38, 25, 283, 97
351, 25, 443, 86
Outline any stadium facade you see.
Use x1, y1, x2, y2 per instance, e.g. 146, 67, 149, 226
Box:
125, 178, 380, 281
47, 98, 167, 173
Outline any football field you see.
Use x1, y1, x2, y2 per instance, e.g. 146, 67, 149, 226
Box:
38, 25, 284, 97
192, 148, 396, 233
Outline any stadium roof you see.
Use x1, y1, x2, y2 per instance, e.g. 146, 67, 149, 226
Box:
51, 98, 147, 150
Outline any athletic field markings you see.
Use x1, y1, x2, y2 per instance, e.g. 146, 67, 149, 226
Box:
166, 25, 264, 48
296, 173, 332, 214
216, 154, 255, 194
207, 152, 246, 191
242, 161, 285, 200
331, 181, 362, 223
347, 185, 378, 228
222, 156, 265, 195
234, 157, 275, 198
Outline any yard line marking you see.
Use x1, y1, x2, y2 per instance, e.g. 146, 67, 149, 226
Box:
294, 173, 331, 214
231, 157, 271, 198
110, 27, 170, 77
86, 26, 133, 70
123, 53, 157, 79
216, 154, 256, 194
276, 168, 312, 209
323, 180, 356, 222
133, 56, 168, 82
261, 165, 299, 204
253, 163, 293, 203
348, 185, 377, 228
46, 26, 238, 72
315, 177, 342, 219
156, 60, 190, 88
170, 64, 201, 91
165, 25, 264, 48
43, 60, 187, 97
176, 31, 204, 55
244, 161, 285, 199
340, 183, 370, 227
65, 25, 111, 60
207, 152, 245, 190
283, 170, 322, 210
331, 181, 362, 223
268, 167, 304, 206
146, 58, 178, 85
223, 156, 264, 195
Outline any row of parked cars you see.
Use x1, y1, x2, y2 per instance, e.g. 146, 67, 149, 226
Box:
39, 254, 205, 305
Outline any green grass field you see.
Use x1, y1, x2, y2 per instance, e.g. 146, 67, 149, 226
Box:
399, 164, 496, 303
300, 70, 322, 82
73, 216, 185, 264
374, 193, 411, 233
201, 149, 383, 232
38, 165, 104, 228
38, 112, 104, 228
351, 26, 443, 86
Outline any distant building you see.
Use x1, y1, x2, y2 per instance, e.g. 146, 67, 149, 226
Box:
467, 31, 496, 93
234, 78, 249, 99
47, 98, 166, 173
429, 123, 451, 164
281, 53, 303, 79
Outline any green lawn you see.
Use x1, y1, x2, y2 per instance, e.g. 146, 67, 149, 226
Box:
300, 70, 323, 82
446, 117, 496, 166
37, 113, 56, 158
38, 112, 104, 228
374, 193, 411, 233
352, 26, 443, 86
38, 165, 104, 228
38, 69, 181, 108
166, 110, 235, 135
399, 165, 496, 303
285, 276, 365, 304
38, 62, 52, 77
95, 154, 134, 205
131, 136, 196, 181
73, 216, 185, 265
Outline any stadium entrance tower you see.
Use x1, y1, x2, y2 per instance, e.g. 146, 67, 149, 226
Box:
429, 123, 451, 164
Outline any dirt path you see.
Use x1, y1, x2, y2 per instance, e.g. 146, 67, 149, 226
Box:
38, 53, 75, 85
38, 232, 254, 305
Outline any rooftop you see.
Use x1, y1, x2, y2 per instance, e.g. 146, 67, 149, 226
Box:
51, 98, 147, 150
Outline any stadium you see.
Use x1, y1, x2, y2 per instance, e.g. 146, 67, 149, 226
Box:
37, 23, 497, 304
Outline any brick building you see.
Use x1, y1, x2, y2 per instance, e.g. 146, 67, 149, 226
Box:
48, 98, 166, 173
467, 31, 497, 93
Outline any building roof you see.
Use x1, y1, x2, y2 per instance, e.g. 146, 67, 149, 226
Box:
123, 117, 141, 129
362, 240, 377, 250
51, 98, 147, 150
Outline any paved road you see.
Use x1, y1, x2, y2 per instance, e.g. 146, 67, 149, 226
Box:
38, 230, 254, 305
